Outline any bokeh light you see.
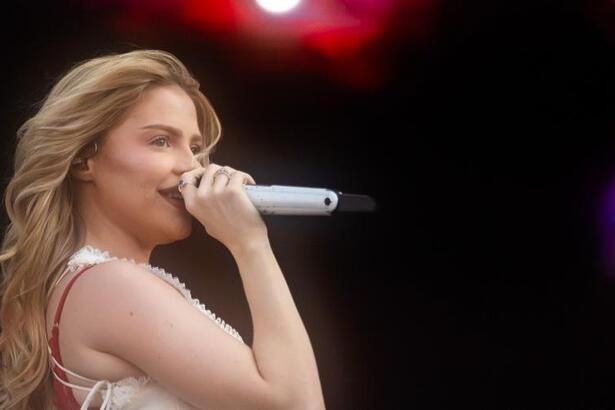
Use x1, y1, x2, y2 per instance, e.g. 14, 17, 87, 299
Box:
255, 0, 301, 13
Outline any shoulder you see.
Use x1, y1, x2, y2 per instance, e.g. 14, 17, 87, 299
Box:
65, 259, 288, 409
66, 259, 187, 347
72, 259, 182, 299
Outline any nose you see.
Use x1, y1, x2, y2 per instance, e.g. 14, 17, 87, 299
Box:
175, 146, 204, 174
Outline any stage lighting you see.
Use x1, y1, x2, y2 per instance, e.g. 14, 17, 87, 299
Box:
255, 0, 301, 13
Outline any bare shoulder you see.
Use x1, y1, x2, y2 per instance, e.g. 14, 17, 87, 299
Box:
67, 259, 185, 350
69, 258, 289, 409
73, 258, 185, 304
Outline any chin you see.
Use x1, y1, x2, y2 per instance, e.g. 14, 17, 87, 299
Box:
178, 223, 193, 239
164, 220, 193, 243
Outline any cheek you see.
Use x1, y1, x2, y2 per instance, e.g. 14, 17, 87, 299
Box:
102, 150, 168, 203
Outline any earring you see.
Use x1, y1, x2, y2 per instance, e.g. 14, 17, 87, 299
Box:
71, 141, 98, 165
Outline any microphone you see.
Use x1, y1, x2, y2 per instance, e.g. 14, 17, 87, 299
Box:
241, 184, 379, 216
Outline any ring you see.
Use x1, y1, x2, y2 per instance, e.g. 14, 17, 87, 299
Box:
177, 179, 194, 192
214, 167, 234, 179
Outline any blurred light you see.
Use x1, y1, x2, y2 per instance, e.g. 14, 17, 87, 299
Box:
75, 0, 439, 90
255, 0, 301, 13
597, 168, 615, 280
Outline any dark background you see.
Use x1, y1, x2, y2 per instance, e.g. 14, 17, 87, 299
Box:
1, 0, 615, 408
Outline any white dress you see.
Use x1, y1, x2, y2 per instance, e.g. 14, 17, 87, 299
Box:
46, 245, 245, 409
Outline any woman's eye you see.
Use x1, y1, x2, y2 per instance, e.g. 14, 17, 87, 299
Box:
152, 136, 203, 154
152, 136, 170, 148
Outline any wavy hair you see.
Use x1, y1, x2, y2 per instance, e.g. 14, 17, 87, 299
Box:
0, 49, 222, 409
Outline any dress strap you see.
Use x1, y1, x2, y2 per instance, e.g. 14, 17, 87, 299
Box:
52, 264, 95, 331
47, 352, 114, 410
47, 344, 99, 384
81, 380, 114, 409
47, 263, 113, 409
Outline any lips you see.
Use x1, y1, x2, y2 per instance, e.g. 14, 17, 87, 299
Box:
160, 192, 184, 211
159, 184, 181, 196
158, 185, 184, 210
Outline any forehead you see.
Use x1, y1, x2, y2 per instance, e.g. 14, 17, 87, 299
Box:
120, 84, 199, 131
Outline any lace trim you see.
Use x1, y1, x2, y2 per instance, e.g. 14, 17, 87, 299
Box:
65, 245, 244, 344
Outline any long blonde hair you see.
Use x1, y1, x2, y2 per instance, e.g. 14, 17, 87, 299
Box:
0, 49, 222, 409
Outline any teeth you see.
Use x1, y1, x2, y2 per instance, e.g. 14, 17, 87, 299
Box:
165, 192, 183, 200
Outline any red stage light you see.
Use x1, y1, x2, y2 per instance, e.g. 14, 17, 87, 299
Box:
77, 0, 439, 90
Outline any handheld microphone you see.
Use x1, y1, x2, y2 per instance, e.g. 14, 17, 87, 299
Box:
241, 184, 378, 216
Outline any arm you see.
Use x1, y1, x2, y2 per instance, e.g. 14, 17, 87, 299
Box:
73, 260, 294, 410
230, 239, 325, 409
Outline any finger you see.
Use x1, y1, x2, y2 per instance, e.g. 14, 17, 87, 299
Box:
197, 163, 225, 194
228, 171, 255, 190
211, 166, 235, 193
178, 166, 207, 193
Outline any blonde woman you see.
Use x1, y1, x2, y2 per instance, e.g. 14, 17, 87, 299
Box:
0, 49, 325, 409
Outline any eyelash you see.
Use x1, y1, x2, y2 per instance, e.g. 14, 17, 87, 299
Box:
151, 135, 203, 155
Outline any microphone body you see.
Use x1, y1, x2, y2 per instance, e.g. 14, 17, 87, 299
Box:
241, 184, 378, 215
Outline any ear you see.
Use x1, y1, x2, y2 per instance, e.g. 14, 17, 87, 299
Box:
70, 142, 99, 182
70, 157, 96, 182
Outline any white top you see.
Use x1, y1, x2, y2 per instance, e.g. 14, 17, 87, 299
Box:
47, 244, 245, 409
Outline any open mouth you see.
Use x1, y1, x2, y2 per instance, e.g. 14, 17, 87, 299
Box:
159, 192, 184, 209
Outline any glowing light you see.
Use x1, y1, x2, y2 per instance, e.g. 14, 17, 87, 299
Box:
255, 0, 301, 13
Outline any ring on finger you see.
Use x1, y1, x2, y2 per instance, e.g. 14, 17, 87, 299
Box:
177, 178, 196, 192
214, 167, 234, 179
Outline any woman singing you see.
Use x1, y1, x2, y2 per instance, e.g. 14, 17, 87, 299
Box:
0, 49, 325, 409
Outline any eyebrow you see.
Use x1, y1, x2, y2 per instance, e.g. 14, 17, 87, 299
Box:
139, 124, 203, 142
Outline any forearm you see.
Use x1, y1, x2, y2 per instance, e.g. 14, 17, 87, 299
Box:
231, 239, 325, 408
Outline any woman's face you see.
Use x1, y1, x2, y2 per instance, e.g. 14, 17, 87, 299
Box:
82, 84, 206, 247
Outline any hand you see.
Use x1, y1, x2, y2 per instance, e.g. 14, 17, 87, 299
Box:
178, 163, 268, 253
